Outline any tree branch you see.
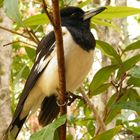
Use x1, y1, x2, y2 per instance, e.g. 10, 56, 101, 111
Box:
42, 0, 55, 27
3, 40, 37, 48
24, 28, 40, 44
0, 26, 29, 40
0, 26, 39, 45
66, 92, 86, 106
51, 0, 66, 139
80, 88, 106, 134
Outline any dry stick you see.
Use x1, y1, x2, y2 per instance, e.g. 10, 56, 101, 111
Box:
103, 73, 127, 126
0, 26, 31, 40
0, 26, 40, 45
30, 29, 40, 43
51, 0, 67, 140
3, 40, 37, 48
25, 28, 39, 44
42, 0, 55, 27
80, 89, 106, 134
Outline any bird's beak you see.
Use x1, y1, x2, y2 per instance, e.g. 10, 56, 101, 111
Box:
83, 7, 106, 20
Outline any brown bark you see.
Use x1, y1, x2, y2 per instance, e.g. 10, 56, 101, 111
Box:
51, 0, 66, 139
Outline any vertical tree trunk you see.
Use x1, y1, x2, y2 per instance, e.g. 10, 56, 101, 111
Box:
0, 8, 12, 138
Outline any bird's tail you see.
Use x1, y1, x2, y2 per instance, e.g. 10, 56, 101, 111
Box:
3, 114, 27, 140
38, 95, 60, 126
2, 102, 28, 140
3, 95, 59, 140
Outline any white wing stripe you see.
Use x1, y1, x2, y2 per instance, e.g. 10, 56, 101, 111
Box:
34, 42, 56, 73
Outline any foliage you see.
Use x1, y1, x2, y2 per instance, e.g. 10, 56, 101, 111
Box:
1, 0, 140, 139
30, 115, 66, 140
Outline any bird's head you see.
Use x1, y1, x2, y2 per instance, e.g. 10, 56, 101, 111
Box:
61, 6, 106, 29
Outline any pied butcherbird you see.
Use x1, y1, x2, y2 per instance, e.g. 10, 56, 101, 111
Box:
4, 6, 106, 139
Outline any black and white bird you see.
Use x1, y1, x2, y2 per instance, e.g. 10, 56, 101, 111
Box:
4, 6, 106, 139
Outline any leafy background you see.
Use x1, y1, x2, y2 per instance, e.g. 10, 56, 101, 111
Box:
1, 0, 140, 139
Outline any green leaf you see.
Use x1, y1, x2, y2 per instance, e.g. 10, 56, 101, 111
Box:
92, 19, 120, 31
117, 54, 140, 78
90, 65, 118, 93
60, 0, 64, 8
127, 118, 140, 123
93, 126, 122, 140
127, 89, 140, 116
123, 55, 140, 70
112, 101, 140, 112
0, 0, 3, 7
105, 109, 120, 125
54, 130, 60, 140
105, 90, 129, 124
87, 120, 95, 136
23, 13, 49, 26
4, 0, 23, 26
90, 83, 111, 96
106, 94, 117, 108
127, 77, 140, 87
66, 134, 73, 140
122, 119, 140, 135
124, 40, 140, 52
128, 88, 140, 102
24, 47, 36, 62
129, 65, 140, 78
128, 126, 140, 135
96, 40, 122, 64
95, 6, 140, 19
75, 118, 90, 126
78, 0, 91, 8
30, 115, 66, 140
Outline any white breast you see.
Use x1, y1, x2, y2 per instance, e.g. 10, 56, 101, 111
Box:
20, 28, 94, 118
37, 27, 94, 96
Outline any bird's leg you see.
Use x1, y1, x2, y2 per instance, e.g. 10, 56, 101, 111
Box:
66, 92, 86, 106
56, 88, 85, 106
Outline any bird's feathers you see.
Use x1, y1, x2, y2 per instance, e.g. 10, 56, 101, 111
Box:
3, 5, 105, 139
36, 27, 94, 94
38, 95, 60, 126
4, 27, 94, 140
4, 31, 56, 139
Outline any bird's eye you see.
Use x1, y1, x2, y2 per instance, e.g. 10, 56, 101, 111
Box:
70, 12, 77, 18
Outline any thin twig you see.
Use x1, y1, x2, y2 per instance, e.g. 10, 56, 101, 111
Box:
103, 73, 127, 126
80, 88, 106, 134
42, 0, 55, 27
117, 73, 127, 99
3, 40, 37, 48
30, 29, 40, 43
66, 92, 86, 106
0, 26, 30, 40
24, 28, 39, 44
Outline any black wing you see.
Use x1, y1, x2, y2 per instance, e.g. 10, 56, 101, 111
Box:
5, 31, 56, 139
